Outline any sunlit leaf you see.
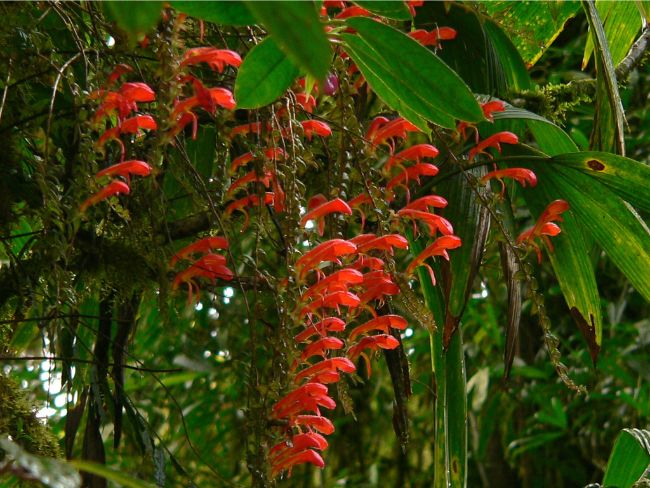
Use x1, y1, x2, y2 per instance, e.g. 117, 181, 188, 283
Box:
244, 1, 330, 79
235, 37, 299, 109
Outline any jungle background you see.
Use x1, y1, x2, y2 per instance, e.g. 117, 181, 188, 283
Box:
0, 1, 649, 487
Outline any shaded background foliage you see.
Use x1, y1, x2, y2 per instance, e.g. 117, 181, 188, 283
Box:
0, 1, 648, 487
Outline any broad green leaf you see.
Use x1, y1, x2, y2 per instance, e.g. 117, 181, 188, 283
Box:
69, 460, 156, 488
505, 154, 603, 359
483, 1, 581, 67
345, 17, 484, 123
244, 1, 330, 80
548, 152, 650, 213
491, 104, 578, 155
341, 33, 438, 131
483, 20, 532, 91
419, 3, 530, 95
353, 1, 411, 20
234, 37, 299, 109
583, 1, 641, 68
103, 1, 163, 40
169, 1, 255, 26
583, 0, 626, 155
550, 165, 650, 303
602, 429, 650, 488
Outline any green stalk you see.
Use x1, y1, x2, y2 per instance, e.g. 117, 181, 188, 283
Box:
411, 236, 467, 488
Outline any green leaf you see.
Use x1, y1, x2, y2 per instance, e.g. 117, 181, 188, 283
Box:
244, 1, 330, 80
69, 460, 156, 488
341, 33, 438, 131
583, 0, 626, 155
483, 1, 581, 67
583, 1, 641, 68
103, 1, 163, 40
483, 20, 531, 91
547, 165, 650, 304
353, 1, 411, 20
491, 103, 578, 155
548, 152, 650, 213
234, 37, 299, 109
346, 17, 484, 123
169, 1, 255, 26
602, 429, 650, 488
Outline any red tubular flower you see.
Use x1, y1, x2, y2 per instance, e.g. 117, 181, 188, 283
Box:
348, 334, 400, 361
406, 235, 462, 285
517, 199, 569, 263
348, 193, 373, 230
468, 131, 518, 160
169, 236, 229, 266
385, 163, 439, 201
299, 291, 361, 319
295, 239, 357, 279
298, 337, 345, 363
120, 82, 156, 104
270, 449, 325, 478
407, 0, 424, 16
404, 195, 448, 211
301, 268, 363, 302
397, 209, 454, 236
97, 116, 157, 157
95, 160, 152, 185
229, 121, 270, 139
369, 117, 420, 149
294, 317, 347, 343
481, 168, 538, 191
335, 5, 371, 19
80, 180, 130, 212
272, 383, 333, 418
408, 27, 457, 47
224, 193, 276, 231
481, 100, 506, 121
226, 169, 274, 197
355, 234, 409, 255
292, 415, 335, 435
294, 357, 356, 384
296, 93, 317, 113
172, 254, 234, 304
358, 282, 400, 306
300, 198, 353, 236
270, 433, 328, 459
365, 116, 390, 143
385, 144, 439, 173
351, 255, 385, 271
301, 120, 332, 140
180, 47, 242, 72
106, 64, 133, 86
349, 315, 408, 342
229, 147, 286, 174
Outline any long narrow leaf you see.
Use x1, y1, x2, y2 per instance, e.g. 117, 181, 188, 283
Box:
602, 428, 650, 488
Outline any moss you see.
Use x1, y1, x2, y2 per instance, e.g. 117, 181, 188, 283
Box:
0, 375, 61, 459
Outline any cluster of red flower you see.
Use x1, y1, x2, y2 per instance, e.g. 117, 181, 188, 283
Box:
81, 65, 156, 212
169, 236, 233, 304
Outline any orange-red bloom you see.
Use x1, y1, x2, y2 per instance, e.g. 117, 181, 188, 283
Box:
408, 27, 456, 47
468, 131, 518, 160
301, 120, 332, 140
80, 180, 130, 212
295, 239, 358, 279
406, 235, 462, 285
95, 160, 152, 185
385, 144, 439, 173
169, 236, 229, 267
180, 47, 242, 72
294, 317, 347, 343
349, 315, 408, 342
481, 168, 538, 190
517, 199, 569, 263
300, 197, 352, 236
